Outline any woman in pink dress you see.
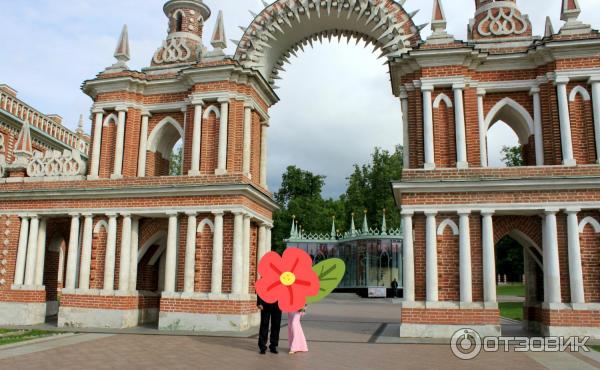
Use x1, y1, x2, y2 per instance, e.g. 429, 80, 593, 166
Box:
288, 307, 308, 354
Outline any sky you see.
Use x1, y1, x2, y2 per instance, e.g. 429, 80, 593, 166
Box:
1, 0, 599, 198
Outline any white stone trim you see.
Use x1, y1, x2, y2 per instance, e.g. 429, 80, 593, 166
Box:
436, 218, 459, 236
569, 85, 591, 102
432, 93, 453, 109
93, 220, 108, 234
102, 113, 118, 127
138, 230, 167, 263
578, 216, 600, 233
484, 97, 534, 145
147, 116, 184, 159
197, 218, 215, 233
202, 105, 221, 119
398, 202, 600, 214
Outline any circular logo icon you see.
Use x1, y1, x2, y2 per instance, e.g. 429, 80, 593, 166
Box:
451, 328, 482, 360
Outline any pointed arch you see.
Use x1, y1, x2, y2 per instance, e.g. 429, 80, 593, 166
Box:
579, 216, 600, 233
433, 93, 453, 109
102, 113, 118, 127
138, 230, 167, 263
198, 218, 215, 233
203, 105, 221, 119
147, 116, 184, 160
485, 98, 534, 145
93, 220, 108, 234
437, 218, 459, 236
569, 86, 591, 102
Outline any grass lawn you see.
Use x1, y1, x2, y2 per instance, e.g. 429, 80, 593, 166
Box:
591, 345, 600, 352
0, 330, 59, 346
499, 302, 523, 321
497, 283, 525, 297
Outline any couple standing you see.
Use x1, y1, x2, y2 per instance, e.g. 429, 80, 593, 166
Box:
257, 296, 307, 355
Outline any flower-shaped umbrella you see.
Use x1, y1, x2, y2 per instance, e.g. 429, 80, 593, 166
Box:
256, 248, 319, 312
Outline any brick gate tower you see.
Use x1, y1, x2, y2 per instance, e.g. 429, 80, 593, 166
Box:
393, 0, 600, 338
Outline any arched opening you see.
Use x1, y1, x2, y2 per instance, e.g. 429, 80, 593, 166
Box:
146, 117, 184, 177
485, 98, 536, 167
494, 228, 544, 335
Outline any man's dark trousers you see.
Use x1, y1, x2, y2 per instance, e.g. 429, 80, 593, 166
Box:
258, 297, 282, 352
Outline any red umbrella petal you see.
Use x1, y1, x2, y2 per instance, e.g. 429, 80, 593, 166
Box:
277, 285, 308, 312
256, 278, 284, 304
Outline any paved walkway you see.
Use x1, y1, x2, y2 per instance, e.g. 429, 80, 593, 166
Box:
0, 295, 597, 370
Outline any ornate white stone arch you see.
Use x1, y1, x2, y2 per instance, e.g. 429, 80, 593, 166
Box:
578, 216, 600, 233
93, 220, 108, 234
433, 93, 453, 109
197, 218, 215, 233
437, 218, 459, 236
102, 113, 118, 127
485, 97, 534, 145
147, 117, 184, 160
234, 0, 421, 84
203, 105, 221, 119
569, 86, 591, 102
138, 230, 167, 264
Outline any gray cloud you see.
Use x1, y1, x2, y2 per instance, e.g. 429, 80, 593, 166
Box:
1, 0, 599, 197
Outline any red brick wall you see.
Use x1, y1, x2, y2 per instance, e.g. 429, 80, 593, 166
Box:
195, 216, 214, 293
579, 213, 600, 303
413, 214, 426, 301
402, 307, 500, 325
90, 217, 107, 290
159, 298, 257, 315
200, 107, 219, 175
568, 84, 596, 164
433, 91, 456, 168
437, 215, 459, 301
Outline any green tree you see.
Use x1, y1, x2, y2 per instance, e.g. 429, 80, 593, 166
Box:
169, 145, 183, 176
342, 146, 403, 230
501, 145, 524, 167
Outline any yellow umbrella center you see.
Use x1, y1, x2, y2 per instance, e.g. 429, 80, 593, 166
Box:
280, 272, 296, 286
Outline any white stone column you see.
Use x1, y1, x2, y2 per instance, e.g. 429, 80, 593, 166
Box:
266, 226, 272, 253
402, 211, 415, 302
243, 103, 253, 176
556, 78, 576, 166
24, 216, 40, 286
128, 217, 139, 291
242, 215, 251, 294
90, 109, 104, 178
543, 209, 562, 304
78, 214, 94, 290
530, 87, 544, 166
118, 213, 132, 291
34, 218, 47, 286
164, 212, 178, 293
65, 214, 81, 290
425, 211, 438, 302
189, 100, 203, 176
422, 86, 435, 170
103, 213, 118, 291
401, 94, 410, 169
231, 212, 244, 294
482, 211, 496, 303
566, 208, 585, 304
112, 106, 128, 179
211, 211, 224, 294
137, 111, 151, 177
477, 89, 488, 167
257, 224, 267, 263
590, 79, 600, 164
184, 212, 197, 293
216, 99, 229, 175
453, 84, 468, 169
259, 122, 269, 189
14, 216, 30, 286
458, 211, 473, 303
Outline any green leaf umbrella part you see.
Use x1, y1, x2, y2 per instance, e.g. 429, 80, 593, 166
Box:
306, 258, 346, 304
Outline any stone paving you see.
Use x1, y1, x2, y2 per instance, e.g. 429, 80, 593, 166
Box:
0, 296, 597, 370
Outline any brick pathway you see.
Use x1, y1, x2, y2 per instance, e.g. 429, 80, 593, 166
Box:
0, 296, 597, 370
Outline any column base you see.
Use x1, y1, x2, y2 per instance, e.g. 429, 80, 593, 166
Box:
0, 301, 46, 326
542, 325, 600, 339
563, 159, 577, 167
188, 170, 201, 177
424, 163, 436, 170
456, 161, 469, 169
214, 169, 228, 175
399, 323, 501, 339
110, 174, 123, 180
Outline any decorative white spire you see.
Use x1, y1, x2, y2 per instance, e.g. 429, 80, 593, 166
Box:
381, 209, 388, 235
106, 25, 130, 71
545, 16, 555, 38
559, 0, 591, 35
211, 10, 227, 50
13, 122, 33, 165
350, 213, 356, 236
76, 114, 84, 135
426, 0, 454, 45
330, 216, 336, 239
290, 215, 297, 238
362, 210, 369, 234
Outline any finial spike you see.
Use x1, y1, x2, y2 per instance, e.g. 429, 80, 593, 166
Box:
350, 213, 356, 236
362, 210, 369, 234
545, 16, 555, 38
561, 0, 581, 22
114, 25, 130, 63
211, 10, 228, 50
431, 0, 447, 32
331, 216, 336, 239
381, 209, 388, 235
13, 121, 33, 164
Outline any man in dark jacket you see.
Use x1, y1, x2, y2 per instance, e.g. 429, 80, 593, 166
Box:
391, 278, 399, 298
257, 296, 282, 354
